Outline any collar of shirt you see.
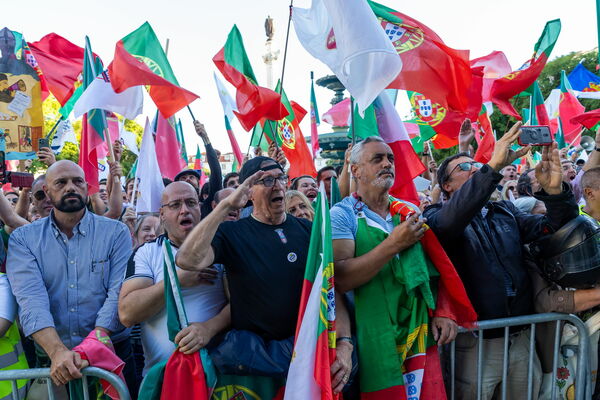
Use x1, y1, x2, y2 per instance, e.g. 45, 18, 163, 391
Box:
49, 209, 91, 239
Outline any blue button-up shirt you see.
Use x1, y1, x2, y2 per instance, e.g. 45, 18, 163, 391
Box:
6, 210, 131, 348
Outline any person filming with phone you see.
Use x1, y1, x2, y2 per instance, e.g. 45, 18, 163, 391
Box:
423, 121, 579, 399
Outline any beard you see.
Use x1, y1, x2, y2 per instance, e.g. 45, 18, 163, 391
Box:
372, 168, 395, 189
54, 193, 87, 213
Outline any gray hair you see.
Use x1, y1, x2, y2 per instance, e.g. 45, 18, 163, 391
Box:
349, 136, 386, 165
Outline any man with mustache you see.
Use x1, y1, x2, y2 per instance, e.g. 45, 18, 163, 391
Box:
331, 136, 463, 399
6, 160, 135, 390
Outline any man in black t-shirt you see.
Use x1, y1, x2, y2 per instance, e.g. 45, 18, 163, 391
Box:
178, 156, 353, 393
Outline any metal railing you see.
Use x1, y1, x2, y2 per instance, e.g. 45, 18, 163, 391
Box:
448, 313, 592, 400
0, 366, 131, 400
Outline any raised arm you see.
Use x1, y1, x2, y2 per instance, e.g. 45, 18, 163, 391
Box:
338, 144, 352, 199
177, 170, 263, 271
0, 191, 28, 234
195, 121, 223, 217
103, 161, 124, 220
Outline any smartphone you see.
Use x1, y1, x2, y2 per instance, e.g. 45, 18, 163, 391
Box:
518, 125, 553, 146
38, 138, 49, 150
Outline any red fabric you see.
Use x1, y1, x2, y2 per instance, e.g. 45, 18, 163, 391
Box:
108, 41, 199, 118
470, 51, 513, 104
431, 134, 458, 149
390, 202, 478, 327
314, 329, 338, 400
388, 140, 424, 206
310, 107, 320, 159
28, 33, 88, 105
213, 47, 288, 131
276, 101, 317, 179
161, 351, 210, 400
420, 346, 447, 400
490, 55, 548, 119
571, 109, 600, 130
226, 126, 244, 166
534, 103, 551, 126
79, 114, 104, 195
155, 115, 187, 180
72, 330, 125, 400
361, 385, 407, 400
560, 90, 585, 145
474, 111, 495, 164
384, 12, 472, 113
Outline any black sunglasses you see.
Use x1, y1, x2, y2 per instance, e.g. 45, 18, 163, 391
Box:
33, 190, 46, 201
449, 161, 483, 177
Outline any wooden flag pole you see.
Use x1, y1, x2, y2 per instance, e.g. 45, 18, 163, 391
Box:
351, 97, 356, 145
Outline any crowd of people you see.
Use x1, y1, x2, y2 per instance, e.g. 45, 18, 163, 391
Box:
0, 117, 599, 400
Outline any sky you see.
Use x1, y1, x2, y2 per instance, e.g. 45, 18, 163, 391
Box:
18, 0, 600, 156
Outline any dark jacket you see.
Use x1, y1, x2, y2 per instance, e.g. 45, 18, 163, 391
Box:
423, 164, 578, 323
200, 142, 223, 219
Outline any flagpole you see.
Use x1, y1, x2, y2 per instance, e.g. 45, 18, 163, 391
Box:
350, 97, 356, 145
44, 117, 63, 140
84, 36, 115, 162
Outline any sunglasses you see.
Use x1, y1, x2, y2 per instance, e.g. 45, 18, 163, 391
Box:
256, 175, 289, 188
449, 161, 483, 177
33, 190, 46, 201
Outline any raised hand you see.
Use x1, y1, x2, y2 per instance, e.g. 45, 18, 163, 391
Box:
459, 118, 475, 152
488, 122, 530, 171
224, 170, 264, 211
535, 142, 562, 195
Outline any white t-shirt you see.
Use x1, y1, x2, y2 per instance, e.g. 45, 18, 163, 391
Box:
127, 236, 227, 375
0, 273, 16, 322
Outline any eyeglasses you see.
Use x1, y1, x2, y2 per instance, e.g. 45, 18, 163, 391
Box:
448, 161, 483, 177
160, 198, 199, 211
7, 197, 17, 204
256, 175, 289, 188
33, 190, 46, 201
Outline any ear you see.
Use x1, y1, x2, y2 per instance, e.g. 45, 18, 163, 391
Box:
442, 181, 453, 196
584, 187, 594, 201
350, 164, 359, 180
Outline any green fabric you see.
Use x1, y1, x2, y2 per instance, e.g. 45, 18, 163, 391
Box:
0, 228, 9, 249
408, 118, 437, 153
368, 1, 404, 24
223, 25, 258, 85
329, 177, 342, 208
83, 36, 107, 140
522, 108, 531, 123
353, 204, 438, 393
138, 359, 167, 400
350, 100, 378, 141
263, 81, 295, 146
59, 85, 83, 118
122, 22, 180, 85
530, 81, 545, 125
212, 374, 284, 400
533, 19, 561, 58
250, 124, 269, 152
556, 117, 567, 149
176, 119, 188, 163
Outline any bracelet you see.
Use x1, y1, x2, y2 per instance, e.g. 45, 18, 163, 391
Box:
422, 153, 430, 156
336, 336, 354, 346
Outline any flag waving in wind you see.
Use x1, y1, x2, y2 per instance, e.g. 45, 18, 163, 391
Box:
293, 0, 402, 114
213, 25, 288, 131
285, 187, 337, 400
108, 22, 199, 118
213, 73, 244, 165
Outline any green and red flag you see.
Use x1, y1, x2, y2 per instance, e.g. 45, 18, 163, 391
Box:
213, 25, 288, 131
175, 119, 188, 165
558, 70, 585, 145
530, 81, 550, 126
193, 145, 207, 197
407, 91, 464, 143
79, 36, 106, 195
108, 22, 199, 118
368, 1, 473, 113
310, 73, 320, 159
138, 239, 217, 400
490, 19, 561, 118
284, 188, 337, 400
155, 113, 187, 180
264, 83, 317, 179
28, 33, 86, 107
571, 109, 600, 130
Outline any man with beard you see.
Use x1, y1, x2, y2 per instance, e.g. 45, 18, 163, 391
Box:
6, 161, 134, 389
290, 175, 318, 202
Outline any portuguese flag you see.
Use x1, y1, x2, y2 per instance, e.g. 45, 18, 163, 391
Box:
490, 19, 561, 118
558, 70, 585, 145
108, 22, 199, 118
368, 1, 473, 113
263, 83, 317, 179
284, 189, 337, 400
79, 37, 106, 195
530, 81, 550, 126
213, 25, 288, 131
474, 107, 495, 164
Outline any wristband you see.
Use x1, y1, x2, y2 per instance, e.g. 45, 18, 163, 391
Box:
336, 336, 354, 346
595, 147, 600, 153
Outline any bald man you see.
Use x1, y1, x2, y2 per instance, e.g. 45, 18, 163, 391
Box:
6, 160, 135, 389
119, 182, 229, 375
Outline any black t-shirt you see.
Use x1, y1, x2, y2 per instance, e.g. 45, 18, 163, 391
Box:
212, 215, 311, 341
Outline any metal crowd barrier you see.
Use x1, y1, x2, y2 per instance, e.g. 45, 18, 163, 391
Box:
0, 366, 131, 400
448, 312, 592, 400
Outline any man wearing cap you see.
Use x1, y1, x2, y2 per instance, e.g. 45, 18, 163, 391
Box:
177, 156, 353, 393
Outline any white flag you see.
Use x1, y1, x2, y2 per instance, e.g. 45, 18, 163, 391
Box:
51, 119, 78, 153
213, 72, 238, 121
119, 120, 139, 155
293, 0, 402, 114
136, 118, 165, 213
74, 70, 143, 120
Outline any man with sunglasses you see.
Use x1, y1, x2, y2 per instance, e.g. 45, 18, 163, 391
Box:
177, 156, 353, 395
424, 122, 579, 399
